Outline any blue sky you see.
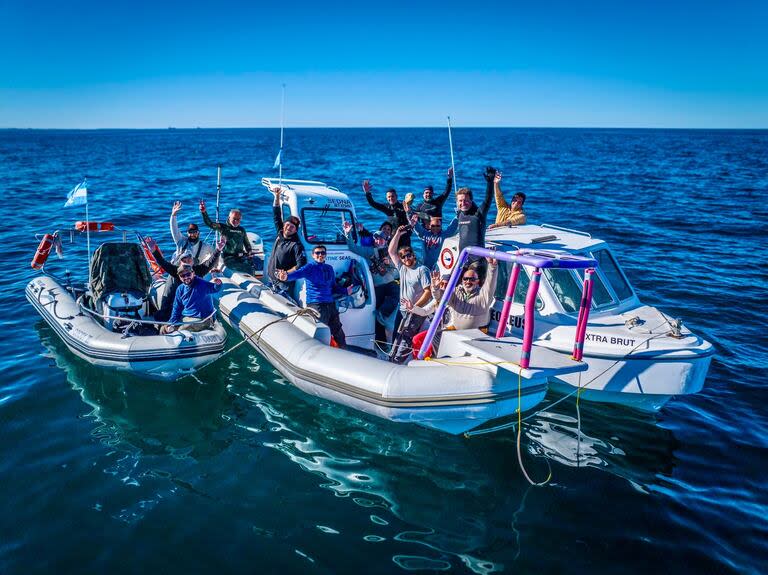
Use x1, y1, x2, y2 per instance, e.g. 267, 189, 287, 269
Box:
1, 0, 766, 128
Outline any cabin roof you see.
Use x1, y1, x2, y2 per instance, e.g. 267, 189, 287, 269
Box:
486, 224, 605, 253
261, 178, 351, 204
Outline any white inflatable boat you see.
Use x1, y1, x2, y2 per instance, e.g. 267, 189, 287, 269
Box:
212, 179, 598, 434
27, 230, 227, 380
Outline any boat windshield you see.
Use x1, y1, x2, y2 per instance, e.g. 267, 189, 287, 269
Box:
592, 248, 634, 301
542, 268, 583, 313
494, 263, 544, 310
301, 208, 355, 245
575, 268, 614, 308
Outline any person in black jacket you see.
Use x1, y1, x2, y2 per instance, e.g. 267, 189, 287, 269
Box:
363, 180, 411, 248
267, 186, 306, 299
412, 167, 453, 227
443, 166, 497, 278
144, 235, 226, 322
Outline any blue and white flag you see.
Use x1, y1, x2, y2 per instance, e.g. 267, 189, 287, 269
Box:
64, 180, 88, 207
273, 149, 282, 170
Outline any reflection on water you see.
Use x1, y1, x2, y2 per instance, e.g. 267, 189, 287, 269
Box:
38, 323, 231, 460
38, 320, 678, 572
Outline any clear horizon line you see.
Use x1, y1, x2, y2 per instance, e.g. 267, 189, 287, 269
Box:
2, 125, 767, 131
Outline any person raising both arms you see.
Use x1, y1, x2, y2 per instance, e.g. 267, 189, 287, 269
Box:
411, 167, 454, 227
199, 199, 254, 274
169, 200, 214, 264
362, 180, 411, 248
443, 166, 497, 277
488, 171, 527, 229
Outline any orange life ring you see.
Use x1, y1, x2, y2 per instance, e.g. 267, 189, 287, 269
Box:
31, 234, 55, 269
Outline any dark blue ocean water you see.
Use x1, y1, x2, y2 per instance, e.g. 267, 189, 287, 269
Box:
1, 128, 767, 574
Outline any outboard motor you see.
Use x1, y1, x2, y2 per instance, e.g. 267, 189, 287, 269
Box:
102, 290, 144, 332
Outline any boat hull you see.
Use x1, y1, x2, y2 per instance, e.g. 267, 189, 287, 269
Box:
216, 274, 564, 435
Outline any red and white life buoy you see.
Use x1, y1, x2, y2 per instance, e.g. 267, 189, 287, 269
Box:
439, 247, 455, 270
31, 234, 55, 269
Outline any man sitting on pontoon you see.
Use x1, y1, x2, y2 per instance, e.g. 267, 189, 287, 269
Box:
161, 264, 222, 334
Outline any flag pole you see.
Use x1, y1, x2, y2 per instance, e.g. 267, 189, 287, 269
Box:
447, 116, 458, 194
84, 179, 92, 291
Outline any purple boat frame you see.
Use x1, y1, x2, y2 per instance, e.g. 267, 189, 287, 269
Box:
417, 246, 598, 367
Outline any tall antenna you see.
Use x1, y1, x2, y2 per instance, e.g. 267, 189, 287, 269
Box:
447, 116, 457, 194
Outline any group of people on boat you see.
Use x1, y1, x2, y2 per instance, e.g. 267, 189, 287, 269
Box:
266, 165, 527, 360
141, 199, 262, 334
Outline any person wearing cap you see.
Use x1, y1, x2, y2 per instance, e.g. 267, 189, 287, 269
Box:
411, 167, 454, 227
161, 264, 223, 334
488, 172, 527, 229
342, 219, 399, 349
170, 201, 214, 265
145, 235, 226, 322
362, 180, 411, 248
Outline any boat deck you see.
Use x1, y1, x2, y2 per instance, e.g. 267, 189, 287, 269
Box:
437, 330, 588, 381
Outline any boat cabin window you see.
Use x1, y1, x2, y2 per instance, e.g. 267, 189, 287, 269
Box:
592, 248, 634, 301
494, 263, 544, 310
301, 208, 356, 245
575, 268, 614, 308
542, 268, 583, 313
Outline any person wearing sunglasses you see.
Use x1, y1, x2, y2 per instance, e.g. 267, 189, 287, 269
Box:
161, 264, 223, 334
488, 172, 527, 229
387, 226, 432, 363
145, 235, 227, 323
431, 257, 499, 331
169, 200, 214, 265
276, 246, 350, 348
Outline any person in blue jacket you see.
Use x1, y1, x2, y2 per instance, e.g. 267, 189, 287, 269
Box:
161, 264, 222, 334
276, 245, 349, 348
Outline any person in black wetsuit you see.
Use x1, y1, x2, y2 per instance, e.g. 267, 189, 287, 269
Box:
412, 167, 454, 227
363, 180, 411, 248
144, 235, 226, 322
443, 166, 497, 278
266, 186, 306, 299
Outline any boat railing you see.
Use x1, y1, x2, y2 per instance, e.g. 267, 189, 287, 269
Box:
77, 300, 218, 329
540, 223, 592, 238
418, 246, 598, 366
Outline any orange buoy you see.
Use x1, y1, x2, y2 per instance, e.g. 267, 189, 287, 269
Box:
31, 234, 55, 269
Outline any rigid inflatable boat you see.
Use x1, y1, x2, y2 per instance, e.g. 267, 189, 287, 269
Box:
213, 179, 599, 434
27, 227, 227, 380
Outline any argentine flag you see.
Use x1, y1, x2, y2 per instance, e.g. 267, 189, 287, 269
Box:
273, 149, 282, 170
64, 180, 88, 207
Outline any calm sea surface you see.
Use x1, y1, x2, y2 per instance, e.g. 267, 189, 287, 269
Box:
1, 128, 766, 574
